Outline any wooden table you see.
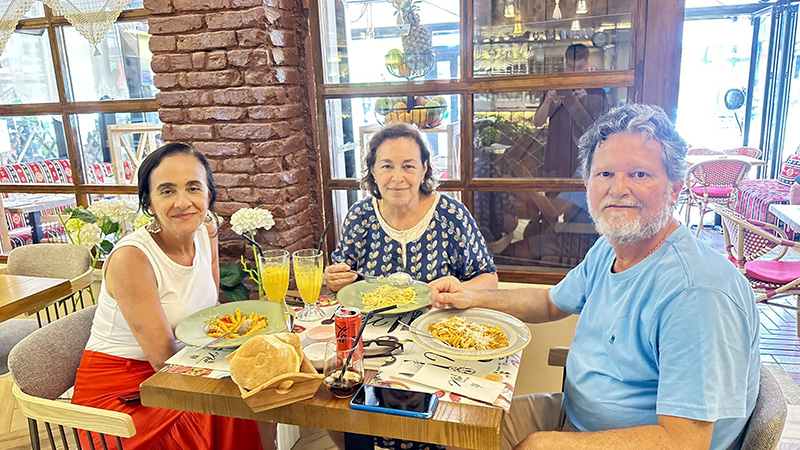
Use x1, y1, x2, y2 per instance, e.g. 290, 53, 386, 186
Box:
141, 368, 504, 450
685, 154, 767, 167
769, 204, 800, 231
0, 274, 71, 322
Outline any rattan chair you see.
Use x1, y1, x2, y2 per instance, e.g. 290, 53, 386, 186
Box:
713, 204, 800, 311
684, 158, 751, 236
722, 147, 764, 159
9, 305, 137, 449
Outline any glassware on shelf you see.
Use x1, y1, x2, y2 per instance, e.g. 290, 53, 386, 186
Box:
292, 249, 325, 321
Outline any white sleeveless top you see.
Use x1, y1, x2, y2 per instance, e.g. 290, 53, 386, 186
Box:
85, 226, 216, 360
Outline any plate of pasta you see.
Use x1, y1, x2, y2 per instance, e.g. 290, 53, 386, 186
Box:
337, 280, 431, 315
175, 300, 287, 348
408, 308, 530, 360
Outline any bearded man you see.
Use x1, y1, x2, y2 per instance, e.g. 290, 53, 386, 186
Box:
429, 104, 760, 450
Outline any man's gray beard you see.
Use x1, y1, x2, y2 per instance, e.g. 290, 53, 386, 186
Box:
588, 190, 675, 246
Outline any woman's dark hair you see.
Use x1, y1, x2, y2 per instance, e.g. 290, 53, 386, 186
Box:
138, 142, 219, 227
361, 122, 438, 199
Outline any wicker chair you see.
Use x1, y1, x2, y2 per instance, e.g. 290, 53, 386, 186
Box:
713, 204, 800, 314
684, 158, 751, 236
9, 305, 137, 449
722, 147, 764, 159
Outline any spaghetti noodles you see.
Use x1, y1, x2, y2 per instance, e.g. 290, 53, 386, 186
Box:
427, 316, 508, 351
360, 285, 419, 308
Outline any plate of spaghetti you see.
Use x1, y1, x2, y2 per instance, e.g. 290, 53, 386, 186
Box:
408, 308, 530, 360
337, 280, 430, 315
175, 300, 287, 348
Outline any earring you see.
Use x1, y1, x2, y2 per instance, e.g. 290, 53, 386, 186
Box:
204, 210, 214, 224
146, 216, 161, 234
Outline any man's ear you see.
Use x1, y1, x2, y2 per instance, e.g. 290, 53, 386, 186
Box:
670, 180, 683, 204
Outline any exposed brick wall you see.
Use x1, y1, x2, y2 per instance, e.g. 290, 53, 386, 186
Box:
144, 0, 322, 272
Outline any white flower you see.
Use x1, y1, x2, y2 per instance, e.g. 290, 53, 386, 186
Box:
90, 199, 138, 223
230, 208, 275, 235
77, 222, 103, 248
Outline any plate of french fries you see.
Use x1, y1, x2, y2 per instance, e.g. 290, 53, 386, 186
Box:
175, 300, 287, 349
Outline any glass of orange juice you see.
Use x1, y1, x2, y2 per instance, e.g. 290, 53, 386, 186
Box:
259, 250, 289, 304
292, 249, 325, 321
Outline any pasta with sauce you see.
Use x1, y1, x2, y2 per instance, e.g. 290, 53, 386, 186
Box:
427, 316, 508, 351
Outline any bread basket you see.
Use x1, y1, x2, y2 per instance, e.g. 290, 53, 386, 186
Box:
237, 355, 324, 412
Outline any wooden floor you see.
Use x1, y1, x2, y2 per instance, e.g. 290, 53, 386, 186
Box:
3, 229, 800, 449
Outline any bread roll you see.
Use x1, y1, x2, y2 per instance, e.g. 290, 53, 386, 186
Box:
275, 333, 303, 371
230, 333, 301, 390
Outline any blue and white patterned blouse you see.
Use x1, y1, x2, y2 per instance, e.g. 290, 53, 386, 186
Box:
331, 193, 496, 282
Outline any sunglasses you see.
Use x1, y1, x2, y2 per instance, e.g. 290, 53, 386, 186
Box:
363, 336, 404, 358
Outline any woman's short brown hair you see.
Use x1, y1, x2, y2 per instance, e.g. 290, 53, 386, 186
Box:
361, 122, 438, 199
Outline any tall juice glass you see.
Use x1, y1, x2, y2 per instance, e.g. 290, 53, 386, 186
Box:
292, 249, 325, 321
259, 250, 289, 303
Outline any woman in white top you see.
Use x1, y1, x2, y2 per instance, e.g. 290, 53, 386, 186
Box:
72, 143, 270, 450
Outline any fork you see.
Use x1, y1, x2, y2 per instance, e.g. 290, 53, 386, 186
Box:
191, 319, 251, 357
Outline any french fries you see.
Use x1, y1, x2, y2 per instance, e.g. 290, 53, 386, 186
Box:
206, 309, 269, 339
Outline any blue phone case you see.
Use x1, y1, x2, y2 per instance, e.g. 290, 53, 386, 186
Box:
349, 386, 438, 419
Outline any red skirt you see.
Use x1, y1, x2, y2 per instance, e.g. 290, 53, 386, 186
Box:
72, 350, 263, 450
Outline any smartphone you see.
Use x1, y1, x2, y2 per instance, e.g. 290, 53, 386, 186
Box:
350, 385, 438, 419
117, 392, 141, 404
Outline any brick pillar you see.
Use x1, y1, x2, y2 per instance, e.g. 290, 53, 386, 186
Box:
144, 0, 322, 265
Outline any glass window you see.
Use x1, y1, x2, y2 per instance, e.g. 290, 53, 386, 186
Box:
319, 0, 460, 84
0, 115, 70, 173
0, 30, 58, 104
62, 20, 157, 102
472, 188, 596, 270
72, 111, 162, 185
473, 88, 626, 178
473, 0, 633, 77
326, 94, 460, 180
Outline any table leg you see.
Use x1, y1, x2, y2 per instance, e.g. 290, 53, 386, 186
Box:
344, 432, 373, 449
28, 211, 42, 244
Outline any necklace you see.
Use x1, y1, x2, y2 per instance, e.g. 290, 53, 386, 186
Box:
644, 232, 667, 259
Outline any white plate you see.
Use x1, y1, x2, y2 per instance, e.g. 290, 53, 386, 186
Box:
337, 280, 431, 315
175, 300, 287, 348
408, 308, 530, 360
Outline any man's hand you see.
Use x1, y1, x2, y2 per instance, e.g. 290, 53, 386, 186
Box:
572, 88, 587, 100
428, 276, 476, 309
544, 90, 559, 104
323, 263, 357, 293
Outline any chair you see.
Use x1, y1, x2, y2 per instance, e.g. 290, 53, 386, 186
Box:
723, 147, 764, 159
9, 305, 137, 449
713, 205, 800, 326
687, 148, 724, 156
548, 348, 787, 450
684, 158, 751, 236
7, 243, 95, 323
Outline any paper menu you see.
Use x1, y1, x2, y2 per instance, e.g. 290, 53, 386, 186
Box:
393, 362, 506, 404
165, 346, 233, 372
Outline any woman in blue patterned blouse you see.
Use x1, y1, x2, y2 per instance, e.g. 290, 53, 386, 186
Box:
324, 122, 498, 450
325, 122, 498, 293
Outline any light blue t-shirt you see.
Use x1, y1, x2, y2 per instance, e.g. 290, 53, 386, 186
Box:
550, 225, 760, 450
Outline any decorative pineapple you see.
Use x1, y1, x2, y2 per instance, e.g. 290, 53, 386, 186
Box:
395, 0, 432, 55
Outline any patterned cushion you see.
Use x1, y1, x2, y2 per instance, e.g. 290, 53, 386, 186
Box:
7, 222, 66, 248
736, 179, 790, 224
778, 155, 800, 186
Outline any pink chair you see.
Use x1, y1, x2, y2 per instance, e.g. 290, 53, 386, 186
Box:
684, 158, 751, 236
722, 147, 763, 158
686, 148, 724, 156
713, 205, 800, 332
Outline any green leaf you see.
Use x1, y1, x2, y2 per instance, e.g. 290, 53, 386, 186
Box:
72, 208, 98, 224
219, 263, 246, 287
99, 217, 119, 235
99, 240, 114, 254
220, 283, 250, 302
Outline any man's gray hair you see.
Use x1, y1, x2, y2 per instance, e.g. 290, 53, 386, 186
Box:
578, 103, 687, 184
